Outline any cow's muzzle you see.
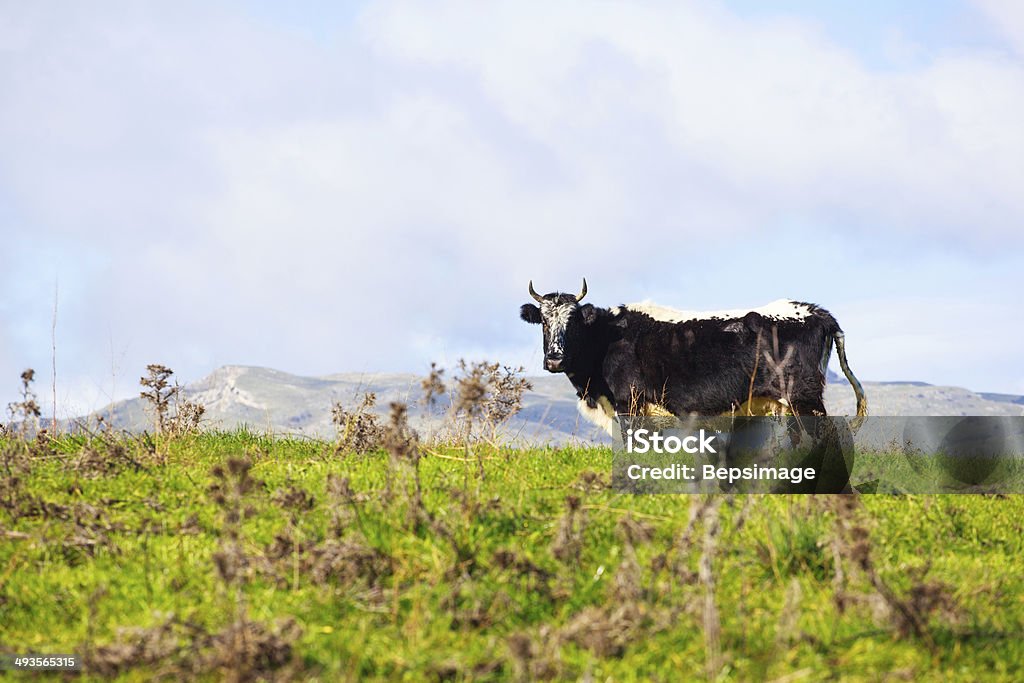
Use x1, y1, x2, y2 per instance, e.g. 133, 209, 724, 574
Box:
544, 354, 565, 372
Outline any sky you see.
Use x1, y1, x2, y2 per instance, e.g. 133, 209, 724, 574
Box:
1, 0, 1023, 418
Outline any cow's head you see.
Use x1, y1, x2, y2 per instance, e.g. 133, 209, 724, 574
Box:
520, 279, 597, 373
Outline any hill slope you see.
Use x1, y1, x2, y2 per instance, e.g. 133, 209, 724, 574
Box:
86, 366, 1023, 443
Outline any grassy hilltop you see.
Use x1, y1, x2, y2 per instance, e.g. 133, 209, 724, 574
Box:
2, 427, 1023, 681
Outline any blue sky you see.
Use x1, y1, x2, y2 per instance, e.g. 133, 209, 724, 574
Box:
730, 0, 1000, 64
2, 0, 1023, 417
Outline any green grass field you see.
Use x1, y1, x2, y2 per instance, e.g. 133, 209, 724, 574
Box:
2, 431, 1023, 681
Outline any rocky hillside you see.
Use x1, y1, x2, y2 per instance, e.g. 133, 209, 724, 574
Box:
81, 365, 1024, 444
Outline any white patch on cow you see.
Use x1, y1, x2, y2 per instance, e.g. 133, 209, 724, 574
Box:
624, 299, 812, 324
540, 301, 577, 354
540, 301, 575, 327
578, 395, 617, 436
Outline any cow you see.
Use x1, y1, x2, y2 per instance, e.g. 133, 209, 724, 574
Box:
519, 279, 867, 435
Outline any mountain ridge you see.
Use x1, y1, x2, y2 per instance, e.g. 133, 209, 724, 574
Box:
77, 365, 1024, 444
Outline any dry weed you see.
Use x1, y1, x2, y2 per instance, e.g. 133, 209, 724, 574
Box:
551, 495, 587, 567
819, 495, 963, 640
507, 628, 561, 682
139, 364, 205, 436
332, 392, 386, 454
450, 360, 532, 441
421, 362, 447, 409
6, 369, 42, 437
84, 611, 302, 681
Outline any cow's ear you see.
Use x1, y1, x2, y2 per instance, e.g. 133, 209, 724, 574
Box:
580, 304, 598, 324
520, 304, 542, 324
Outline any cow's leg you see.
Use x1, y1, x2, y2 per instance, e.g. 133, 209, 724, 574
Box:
613, 396, 644, 435
791, 397, 826, 417
782, 397, 825, 446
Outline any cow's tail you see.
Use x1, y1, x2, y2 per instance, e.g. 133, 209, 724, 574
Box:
834, 332, 868, 418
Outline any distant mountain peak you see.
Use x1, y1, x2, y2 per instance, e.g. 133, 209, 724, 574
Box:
72, 365, 1024, 441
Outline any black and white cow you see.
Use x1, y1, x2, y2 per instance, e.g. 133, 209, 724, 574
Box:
520, 279, 867, 434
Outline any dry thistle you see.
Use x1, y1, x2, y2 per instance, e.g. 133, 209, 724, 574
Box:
84, 614, 182, 678
325, 473, 363, 538
138, 364, 206, 437
819, 495, 960, 640
383, 401, 436, 532
614, 516, 650, 604
168, 392, 205, 436
775, 578, 804, 647
507, 632, 536, 683
698, 496, 723, 681
271, 484, 315, 512
304, 537, 391, 588
421, 362, 447, 409
332, 392, 387, 454
505, 627, 561, 682
140, 364, 175, 434
551, 495, 586, 566
7, 368, 42, 437
383, 401, 417, 462
208, 456, 262, 587
83, 611, 302, 680
451, 360, 533, 440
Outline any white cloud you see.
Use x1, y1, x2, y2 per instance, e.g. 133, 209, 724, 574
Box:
839, 294, 1024, 393
974, 0, 1024, 56
360, 1, 1024, 240
2, 0, 1023, 413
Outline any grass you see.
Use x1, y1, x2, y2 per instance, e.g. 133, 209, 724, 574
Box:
2, 430, 1023, 681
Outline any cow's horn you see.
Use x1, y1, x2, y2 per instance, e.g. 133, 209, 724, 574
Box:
528, 280, 544, 303
576, 278, 588, 302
